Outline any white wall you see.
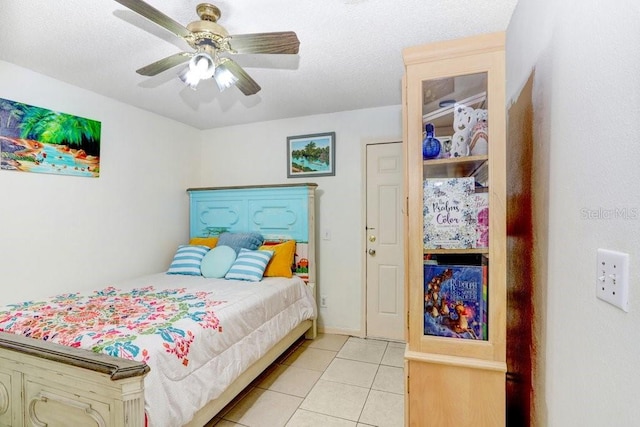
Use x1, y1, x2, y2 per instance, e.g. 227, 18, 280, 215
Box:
199, 106, 402, 334
507, 0, 640, 425
0, 61, 202, 304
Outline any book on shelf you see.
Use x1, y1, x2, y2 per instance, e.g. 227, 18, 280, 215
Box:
475, 191, 489, 248
482, 264, 488, 340
423, 263, 487, 340
423, 177, 477, 249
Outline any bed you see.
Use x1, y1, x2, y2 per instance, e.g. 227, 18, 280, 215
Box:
0, 183, 318, 427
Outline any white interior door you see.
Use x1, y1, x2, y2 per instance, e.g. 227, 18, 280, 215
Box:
365, 142, 404, 341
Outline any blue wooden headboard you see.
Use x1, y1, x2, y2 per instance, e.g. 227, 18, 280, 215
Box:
187, 184, 317, 242
186, 183, 317, 290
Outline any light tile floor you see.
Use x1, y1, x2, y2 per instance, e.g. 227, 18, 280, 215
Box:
207, 334, 405, 427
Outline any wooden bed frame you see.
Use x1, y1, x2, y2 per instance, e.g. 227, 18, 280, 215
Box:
0, 183, 317, 427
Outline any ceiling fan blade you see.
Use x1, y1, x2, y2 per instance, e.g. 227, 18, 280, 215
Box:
229, 31, 300, 54
136, 52, 191, 76
215, 58, 261, 95
114, 0, 191, 39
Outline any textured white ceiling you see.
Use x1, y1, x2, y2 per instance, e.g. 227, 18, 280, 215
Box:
0, 0, 516, 130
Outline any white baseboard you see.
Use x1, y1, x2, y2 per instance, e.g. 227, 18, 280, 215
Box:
317, 326, 364, 338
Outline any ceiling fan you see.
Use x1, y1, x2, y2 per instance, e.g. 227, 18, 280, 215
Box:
114, 0, 300, 95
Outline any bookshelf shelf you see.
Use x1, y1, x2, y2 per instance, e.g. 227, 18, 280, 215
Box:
424, 248, 489, 255
422, 154, 488, 178
403, 32, 507, 425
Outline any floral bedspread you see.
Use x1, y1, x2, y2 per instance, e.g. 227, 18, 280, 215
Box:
0, 286, 225, 367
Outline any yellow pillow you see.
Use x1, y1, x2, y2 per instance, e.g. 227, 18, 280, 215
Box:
260, 240, 296, 278
189, 237, 219, 249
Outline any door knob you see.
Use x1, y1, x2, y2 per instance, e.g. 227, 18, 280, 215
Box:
368, 248, 376, 255
369, 235, 376, 242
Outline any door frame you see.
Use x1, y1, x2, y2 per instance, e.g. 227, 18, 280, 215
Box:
360, 139, 404, 339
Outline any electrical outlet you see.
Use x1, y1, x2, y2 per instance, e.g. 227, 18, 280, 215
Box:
320, 295, 327, 308
596, 249, 629, 312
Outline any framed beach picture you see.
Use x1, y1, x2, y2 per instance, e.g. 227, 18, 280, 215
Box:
0, 97, 101, 177
287, 132, 335, 178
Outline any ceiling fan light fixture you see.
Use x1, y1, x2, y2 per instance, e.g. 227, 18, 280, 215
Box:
213, 60, 239, 91
189, 52, 215, 79
116, 0, 298, 96
179, 52, 216, 90
178, 66, 202, 90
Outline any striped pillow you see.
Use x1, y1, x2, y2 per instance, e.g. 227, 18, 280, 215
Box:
225, 248, 274, 282
167, 245, 210, 275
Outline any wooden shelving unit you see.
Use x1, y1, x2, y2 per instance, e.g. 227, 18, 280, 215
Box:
403, 32, 507, 426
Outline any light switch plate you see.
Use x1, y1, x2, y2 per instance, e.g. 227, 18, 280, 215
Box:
596, 249, 629, 312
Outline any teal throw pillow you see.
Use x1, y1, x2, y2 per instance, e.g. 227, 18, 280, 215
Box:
217, 232, 264, 254
200, 245, 237, 278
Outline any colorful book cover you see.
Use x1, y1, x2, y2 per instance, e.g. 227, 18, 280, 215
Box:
423, 177, 476, 249
482, 263, 488, 340
475, 191, 489, 248
423, 264, 487, 340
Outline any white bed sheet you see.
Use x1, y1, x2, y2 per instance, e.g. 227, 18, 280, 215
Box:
113, 273, 317, 427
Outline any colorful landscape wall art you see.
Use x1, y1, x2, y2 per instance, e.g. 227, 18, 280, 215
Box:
0, 98, 101, 177
286, 132, 335, 178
